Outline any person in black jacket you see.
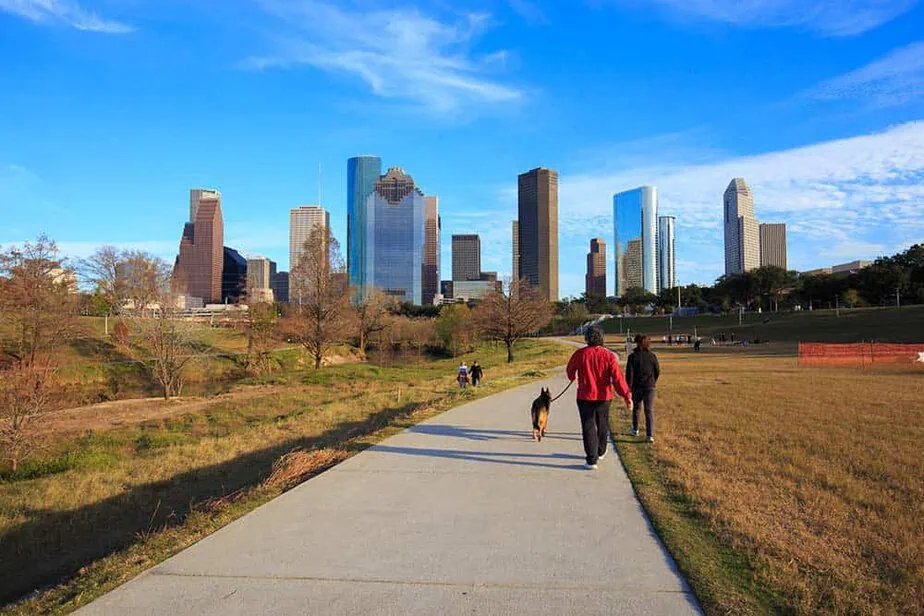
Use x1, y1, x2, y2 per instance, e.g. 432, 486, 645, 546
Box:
625, 335, 660, 443
470, 361, 484, 387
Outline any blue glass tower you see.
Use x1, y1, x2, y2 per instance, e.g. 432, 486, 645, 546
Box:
614, 186, 658, 296
365, 168, 425, 305
347, 155, 382, 293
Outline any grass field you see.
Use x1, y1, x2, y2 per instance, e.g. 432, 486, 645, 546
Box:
599, 305, 924, 345
0, 339, 572, 614
609, 345, 924, 615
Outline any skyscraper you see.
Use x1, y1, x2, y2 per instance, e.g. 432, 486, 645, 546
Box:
517, 168, 559, 301
271, 271, 289, 303
364, 167, 426, 304
423, 196, 441, 305
174, 188, 224, 303
585, 238, 606, 297
247, 256, 276, 303
760, 223, 787, 269
657, 216, 676, 291
614, 186, 658, 296
452, 234, 481, 282
347, 155, 383, 291
512, 220, 519, 284
724, 178, 760, 275
221, 247, 247, 304
289, 205, 330, 271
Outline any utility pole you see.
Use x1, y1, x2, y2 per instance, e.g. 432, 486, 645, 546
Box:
896, 287, 901, 309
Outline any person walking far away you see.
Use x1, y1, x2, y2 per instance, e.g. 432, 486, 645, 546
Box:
457, 362, 469, 389
567, 325, 633, 470
470, 361, 483, 387
626, 335, 660, 443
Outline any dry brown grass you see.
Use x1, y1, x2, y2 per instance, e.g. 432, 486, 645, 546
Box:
263, 448, 350, 491
615, 346, 924, 615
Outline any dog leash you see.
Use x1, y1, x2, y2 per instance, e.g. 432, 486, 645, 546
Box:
549, 380, 574, 403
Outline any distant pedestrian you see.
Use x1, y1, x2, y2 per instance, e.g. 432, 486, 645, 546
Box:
626, 335, 660, 443
470, 361, 483, 387
457, 362, 469, 389
566, 325, 632, 470
694, 338, 701, 352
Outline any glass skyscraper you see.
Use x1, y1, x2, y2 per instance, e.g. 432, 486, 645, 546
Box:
364, 168, 425, 305
614, 186, 658, 296
347, 155, 382, 293
657, 215, 676, 291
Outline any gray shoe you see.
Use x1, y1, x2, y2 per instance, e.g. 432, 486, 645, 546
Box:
629, 428, 639, 437
585, 463, 598, 470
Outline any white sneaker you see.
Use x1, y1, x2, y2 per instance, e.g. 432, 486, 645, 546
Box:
599, 450, 607, 460
629, 429, 638, 437
647, 436, 655, 443
585, 463, 598, 470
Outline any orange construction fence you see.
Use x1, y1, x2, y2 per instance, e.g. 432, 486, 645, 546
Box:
798, 342, 924, 366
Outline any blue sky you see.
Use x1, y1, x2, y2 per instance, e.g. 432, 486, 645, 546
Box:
1, 0, 923, 298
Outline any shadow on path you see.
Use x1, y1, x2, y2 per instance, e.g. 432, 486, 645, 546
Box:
407, 424, 582, 442
372, 444, 586, 470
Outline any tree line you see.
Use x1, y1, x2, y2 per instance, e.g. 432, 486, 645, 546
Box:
572, 243, 924, 316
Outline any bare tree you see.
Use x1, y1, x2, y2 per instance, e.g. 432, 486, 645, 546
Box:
474, 279, 553, 363
0, 235, 79, 471
128, 254, 200, 399
123, 250, 171, 316
78, 245, 126, 329
350, 287, 393, 357
284, 226, 350, 369
244, 301, 278, 375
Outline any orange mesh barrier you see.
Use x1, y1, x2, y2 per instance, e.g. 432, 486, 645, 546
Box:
799, 342, 924, 366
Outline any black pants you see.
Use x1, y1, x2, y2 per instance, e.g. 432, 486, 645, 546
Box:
632, 389, 656, 438
577, 399, 611, 465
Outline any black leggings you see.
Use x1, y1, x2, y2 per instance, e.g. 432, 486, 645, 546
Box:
632, 389, 656, 437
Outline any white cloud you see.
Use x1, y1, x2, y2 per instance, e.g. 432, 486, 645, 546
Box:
619, 0, 918, 36
483, 122, 924, 296
0, 0, 134, 33
808, 41, 924, 107
245, 0, 523, 113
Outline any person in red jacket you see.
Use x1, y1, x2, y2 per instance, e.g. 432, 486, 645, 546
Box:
566, 325, 633, 470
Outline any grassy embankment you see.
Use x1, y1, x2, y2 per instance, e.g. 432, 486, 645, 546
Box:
608, 345, 923, 615
31, 317, 310, 407
600, 304, 924, 346
0, 339, 572, 615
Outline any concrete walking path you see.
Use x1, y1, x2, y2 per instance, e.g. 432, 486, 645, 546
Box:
78, 371, 701, 615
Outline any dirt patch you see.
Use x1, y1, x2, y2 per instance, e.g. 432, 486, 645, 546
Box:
39, 386, 287, 434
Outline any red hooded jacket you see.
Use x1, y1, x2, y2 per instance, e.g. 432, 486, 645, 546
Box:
566, 345, 631, 404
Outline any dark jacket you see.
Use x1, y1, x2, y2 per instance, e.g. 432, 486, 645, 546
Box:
471, 365, 483, 380
626, 349, 660, 392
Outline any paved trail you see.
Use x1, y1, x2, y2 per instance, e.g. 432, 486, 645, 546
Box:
78, 369, 700, 615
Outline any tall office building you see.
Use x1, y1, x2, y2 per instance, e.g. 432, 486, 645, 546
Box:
512, 220, 519, 284
174, 188, 224, 303
585, 238, 606, 297
657, 216, 676, 291
517, 168, 559, 301
221, 247, 248, 303
724, 178, 760, 275
423, 196, 441, 305
614, 186, 658, 296
759, 223, 787, 269
452, 234, 481, 282
347, 155, 383, 291
364, 167, 426, 304
247, 256, 277, 303
289, 206, 330, 271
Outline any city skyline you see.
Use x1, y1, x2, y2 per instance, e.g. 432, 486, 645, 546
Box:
3, 1, 923, 298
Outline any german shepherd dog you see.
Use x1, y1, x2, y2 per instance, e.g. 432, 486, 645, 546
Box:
531, 387, 552, 442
